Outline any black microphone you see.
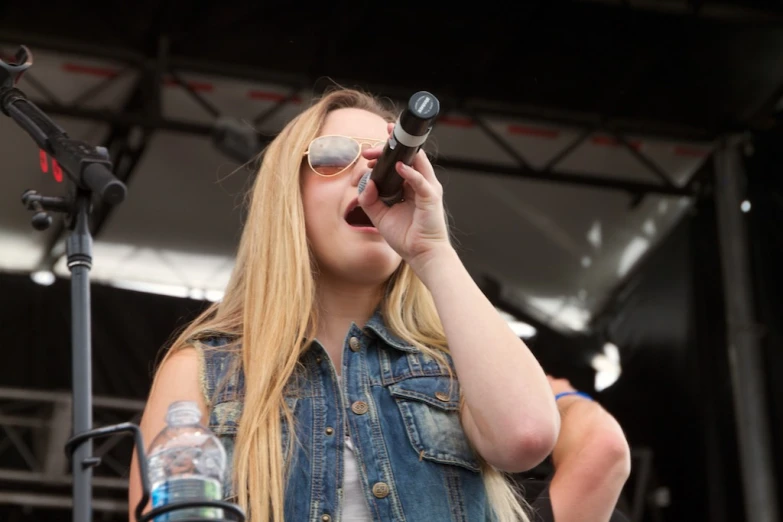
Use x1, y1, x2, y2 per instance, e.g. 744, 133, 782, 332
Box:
359, 91, 440, 206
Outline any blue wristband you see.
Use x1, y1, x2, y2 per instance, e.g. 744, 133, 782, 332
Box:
555, 391, 592, 401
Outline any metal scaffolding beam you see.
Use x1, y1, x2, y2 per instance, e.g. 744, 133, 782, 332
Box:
713, 138, 780, 522
1, 30, 708, 212
0, 387, 142, 515
27, 99, 699, 198
0, 491, 126, 514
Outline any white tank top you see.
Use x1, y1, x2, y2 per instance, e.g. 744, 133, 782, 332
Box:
338, 376, 373, 521
342, 437, 372, 520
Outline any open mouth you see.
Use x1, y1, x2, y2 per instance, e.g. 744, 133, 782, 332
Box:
344, 202, 374, 228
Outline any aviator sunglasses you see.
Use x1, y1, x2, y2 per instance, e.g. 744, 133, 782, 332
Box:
303, 135, 386, 177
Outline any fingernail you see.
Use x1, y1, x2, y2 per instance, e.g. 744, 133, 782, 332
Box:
358, 171, 371, 194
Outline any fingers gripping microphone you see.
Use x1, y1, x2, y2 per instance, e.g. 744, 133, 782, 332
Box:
360, 91, 440, 206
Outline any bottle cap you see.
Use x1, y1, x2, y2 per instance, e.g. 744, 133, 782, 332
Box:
166, 400, 202, 425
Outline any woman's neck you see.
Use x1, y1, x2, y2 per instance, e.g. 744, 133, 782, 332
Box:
314, 276, 384, 363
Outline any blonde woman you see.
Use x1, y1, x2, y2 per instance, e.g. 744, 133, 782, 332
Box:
129, 88, 560, 522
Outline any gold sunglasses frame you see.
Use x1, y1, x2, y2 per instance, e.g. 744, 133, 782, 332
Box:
303, 135, 386, 178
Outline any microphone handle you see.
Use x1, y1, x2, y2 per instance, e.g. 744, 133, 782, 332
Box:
369, 134, 419, 207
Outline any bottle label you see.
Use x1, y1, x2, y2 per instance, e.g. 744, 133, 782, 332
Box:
151, 476, 223, 521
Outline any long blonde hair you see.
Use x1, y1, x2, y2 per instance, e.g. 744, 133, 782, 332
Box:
157, 88, 530, 522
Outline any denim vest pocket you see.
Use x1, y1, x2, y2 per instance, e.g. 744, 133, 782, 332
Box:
388, 376, 481, 472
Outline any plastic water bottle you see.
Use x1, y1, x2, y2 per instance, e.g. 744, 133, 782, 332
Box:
147, 401, 227, 521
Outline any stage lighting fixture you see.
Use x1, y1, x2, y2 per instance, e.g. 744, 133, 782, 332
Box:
592, 341, 621, 391
30, 269, 55, 286
496, 308, 537, 339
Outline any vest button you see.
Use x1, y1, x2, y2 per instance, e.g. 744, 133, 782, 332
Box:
435, 391, 450, 402
372, 481, 390, 498
325, 426, 334, 435
349, 336, 361, 352
351, 401, 369, 415
321, 515, 332, 522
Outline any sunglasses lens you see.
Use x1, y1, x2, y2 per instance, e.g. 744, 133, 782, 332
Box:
308, 136, 360, 176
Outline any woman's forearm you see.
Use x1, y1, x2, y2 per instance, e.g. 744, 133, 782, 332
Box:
414, 247, 560, 471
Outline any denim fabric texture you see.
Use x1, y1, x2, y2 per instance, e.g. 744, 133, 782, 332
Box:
195, 309, 496, 521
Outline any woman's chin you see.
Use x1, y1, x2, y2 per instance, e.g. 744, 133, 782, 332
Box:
323, 252, 402, 286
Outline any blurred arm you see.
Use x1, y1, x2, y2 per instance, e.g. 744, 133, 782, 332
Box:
546, 377, 631, 522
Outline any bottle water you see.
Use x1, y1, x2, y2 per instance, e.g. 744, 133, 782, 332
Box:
147, 401, 227, 521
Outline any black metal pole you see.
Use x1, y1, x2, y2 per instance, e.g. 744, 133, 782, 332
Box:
714, 137, 780, 522
68, 191, 94, 522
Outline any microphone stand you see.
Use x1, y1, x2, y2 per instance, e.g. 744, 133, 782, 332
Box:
1, 44, 126, 522
1, 46, 245, 522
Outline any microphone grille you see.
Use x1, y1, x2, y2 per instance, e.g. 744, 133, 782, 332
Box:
358, 171, 371, 194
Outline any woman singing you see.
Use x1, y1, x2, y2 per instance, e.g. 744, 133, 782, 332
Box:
130, 88, 562, 521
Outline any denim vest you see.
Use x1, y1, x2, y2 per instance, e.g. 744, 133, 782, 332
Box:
196, 310, 496, 521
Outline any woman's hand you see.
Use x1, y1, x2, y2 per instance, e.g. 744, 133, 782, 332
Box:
357, 122, 451, 274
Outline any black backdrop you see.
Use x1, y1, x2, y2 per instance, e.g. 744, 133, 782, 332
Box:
582, 129, 783, 521
0, 273, 209, 399
591, 194, 744, 522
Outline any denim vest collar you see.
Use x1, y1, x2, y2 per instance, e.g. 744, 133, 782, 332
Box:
363, 309, 419, 354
